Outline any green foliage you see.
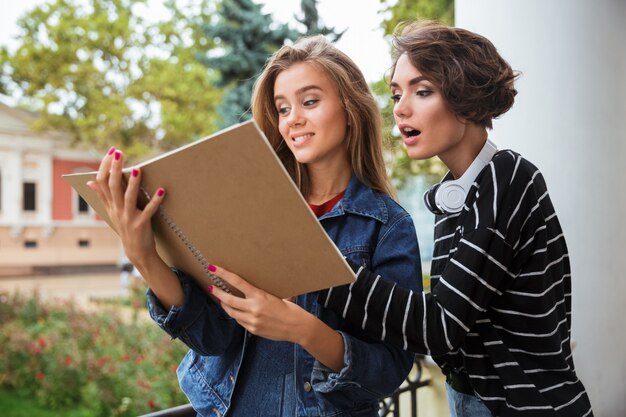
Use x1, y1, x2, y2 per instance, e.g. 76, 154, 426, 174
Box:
131, 0, 222, 150
198, 0, 296, 127
0, 0, 221, 157
200, 0, 347, 128
0, 288, 188, 417
379, 0, 454, 35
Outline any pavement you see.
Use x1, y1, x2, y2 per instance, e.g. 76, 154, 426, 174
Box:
0, 271, 126, 304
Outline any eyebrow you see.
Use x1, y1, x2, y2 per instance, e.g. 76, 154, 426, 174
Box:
274, 85, 323, 102
389, 76, 428, 89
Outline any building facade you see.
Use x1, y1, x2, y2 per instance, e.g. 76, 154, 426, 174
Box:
0, 103, 119, 276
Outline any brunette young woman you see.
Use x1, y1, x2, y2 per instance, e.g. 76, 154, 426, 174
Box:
211, 22, 593, 417
88, 35, 422, 417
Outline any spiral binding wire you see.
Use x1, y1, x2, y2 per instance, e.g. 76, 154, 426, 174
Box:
140, 186, 230, 293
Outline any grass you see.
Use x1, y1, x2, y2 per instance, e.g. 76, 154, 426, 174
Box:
0, 389, 93, 417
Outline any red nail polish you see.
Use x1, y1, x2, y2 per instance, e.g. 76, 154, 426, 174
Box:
132, 168, 139, 177
207, 285, 213, 293
208, 264, 217, 272
107, 146, 115, 155
114, 151, 121, 160
156, 188, 165, 197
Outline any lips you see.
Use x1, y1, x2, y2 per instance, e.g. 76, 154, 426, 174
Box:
397, 124, 421, 146
291, 132, 314, 147
401, 126, 421, 137
292, 133, 314, 142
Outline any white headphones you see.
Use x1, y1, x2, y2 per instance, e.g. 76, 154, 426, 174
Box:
423, 139, 498, 215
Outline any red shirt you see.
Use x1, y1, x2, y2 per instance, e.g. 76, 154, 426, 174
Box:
308, 191, 346, 218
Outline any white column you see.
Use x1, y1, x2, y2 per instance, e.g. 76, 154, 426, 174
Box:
455, 1, 626, 416
9, 147, 24, 234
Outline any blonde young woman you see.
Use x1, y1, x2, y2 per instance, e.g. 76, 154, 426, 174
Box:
88, 36, 422, 417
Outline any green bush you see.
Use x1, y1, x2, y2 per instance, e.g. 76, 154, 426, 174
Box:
0, 288, 188, 417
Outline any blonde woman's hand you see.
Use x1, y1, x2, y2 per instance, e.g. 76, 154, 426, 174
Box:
86, 147, 165, 269
208, 264, 311, 344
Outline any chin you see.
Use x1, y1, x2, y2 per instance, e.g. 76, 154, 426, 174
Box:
405, 147, 432, 161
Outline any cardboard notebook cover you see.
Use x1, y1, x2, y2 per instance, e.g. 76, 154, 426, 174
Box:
63, 121, 355, 298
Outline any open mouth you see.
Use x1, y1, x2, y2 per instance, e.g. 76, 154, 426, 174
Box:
402, 127, 421, 137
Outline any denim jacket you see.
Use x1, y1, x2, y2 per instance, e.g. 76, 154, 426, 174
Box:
147, 175, 422, 417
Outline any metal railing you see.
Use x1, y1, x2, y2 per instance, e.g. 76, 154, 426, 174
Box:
379, 356, 431, 417
139, 357, 430, 417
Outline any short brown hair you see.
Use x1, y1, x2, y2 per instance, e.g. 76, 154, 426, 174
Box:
251, 35, 395, 199
391, 21, 518, 129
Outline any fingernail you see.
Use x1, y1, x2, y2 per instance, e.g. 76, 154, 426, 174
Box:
207, 264, 217, 272
114, 151, 121, 160
132, 168, 139, 177
107, 146, 115, 155
207, 285, 213, 293
156, 188, 165, 197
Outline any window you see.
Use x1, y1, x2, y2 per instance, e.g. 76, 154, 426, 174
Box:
78, 239, 90, 248
24, 240, 38, 248
23, 182, 36, 211
78, 195, 89, 213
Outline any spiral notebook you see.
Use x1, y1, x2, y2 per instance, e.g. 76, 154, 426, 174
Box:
63, 121, 355, 298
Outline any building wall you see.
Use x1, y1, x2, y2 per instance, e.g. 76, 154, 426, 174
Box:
456, 1, 626, 415
0, 104, 120, 275
53, 159, 100, 220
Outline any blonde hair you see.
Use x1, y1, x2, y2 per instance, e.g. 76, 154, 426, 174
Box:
251, 35, 395, 199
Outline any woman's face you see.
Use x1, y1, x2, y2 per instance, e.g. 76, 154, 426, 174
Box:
274, 62, 348, 168
390, 54, 467, 162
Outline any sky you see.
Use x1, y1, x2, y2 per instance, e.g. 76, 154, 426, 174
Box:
0, 0, 393, 83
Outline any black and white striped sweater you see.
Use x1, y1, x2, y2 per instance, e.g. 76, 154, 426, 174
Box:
320, 150, 593, 417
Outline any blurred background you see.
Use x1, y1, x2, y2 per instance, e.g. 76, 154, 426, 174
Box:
0, 0, 624, 416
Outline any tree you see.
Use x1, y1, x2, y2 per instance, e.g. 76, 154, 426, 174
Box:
198, 0, 296, 128
375, 0, 454, 187
130, 0, 222, 150
297, 0, 345, 42
380, 0, 454, 34
0, 0, 222, 157
200, 0, 347, 128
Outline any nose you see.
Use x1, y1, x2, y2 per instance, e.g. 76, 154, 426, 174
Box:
393, 95, 411, 119
286, 106, 305, 127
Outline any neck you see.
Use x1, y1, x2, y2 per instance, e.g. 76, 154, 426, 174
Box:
306, 162, 351, 205
439, 124, 488, 179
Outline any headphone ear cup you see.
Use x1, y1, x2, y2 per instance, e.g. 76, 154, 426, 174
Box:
423, 184, 444, 215
436, 181, 467, 214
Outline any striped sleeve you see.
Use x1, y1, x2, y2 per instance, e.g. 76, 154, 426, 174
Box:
320, 228, 515, 356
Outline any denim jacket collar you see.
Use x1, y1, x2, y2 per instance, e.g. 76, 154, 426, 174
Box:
319, 174, 389, 224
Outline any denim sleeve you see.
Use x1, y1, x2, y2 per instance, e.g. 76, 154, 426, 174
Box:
312, 211, 422, 399
146, 268, 242, 356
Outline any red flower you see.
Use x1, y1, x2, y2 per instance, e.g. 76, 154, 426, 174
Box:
135, 354, 144, 364
148, 399, 156, 409
36, 372, 45, 380
64, 357, 72, 366
121, 354, 130, 362
97, 356, 111, 365
171, 365, 178, 374
37, 337, 47, 349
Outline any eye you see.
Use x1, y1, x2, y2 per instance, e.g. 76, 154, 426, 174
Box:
303, 98, 319, 107
417, 89, 432, 97
391, 94, 401, 104
277, 105, 290, 116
